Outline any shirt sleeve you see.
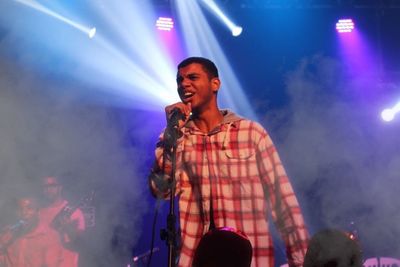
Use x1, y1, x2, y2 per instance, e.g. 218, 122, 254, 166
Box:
149, 128, 185, 199
255, 123, 309, 267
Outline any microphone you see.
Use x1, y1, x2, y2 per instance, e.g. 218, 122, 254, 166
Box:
163, 106, 190, 149
167, 108, 186, 128
163, 108, 186, 148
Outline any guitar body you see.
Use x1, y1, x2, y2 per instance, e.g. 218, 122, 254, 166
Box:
50, 191, 94, 231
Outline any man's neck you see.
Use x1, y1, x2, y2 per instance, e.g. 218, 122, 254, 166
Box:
192, 106, 223, 133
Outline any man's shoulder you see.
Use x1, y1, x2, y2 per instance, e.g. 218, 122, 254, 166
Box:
221, 110, 266, 129
231, 117, 267, 134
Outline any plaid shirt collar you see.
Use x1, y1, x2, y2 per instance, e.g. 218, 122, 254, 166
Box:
184, 109, 242, 135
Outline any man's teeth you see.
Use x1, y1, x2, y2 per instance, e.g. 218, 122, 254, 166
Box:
184, 92, 194, 98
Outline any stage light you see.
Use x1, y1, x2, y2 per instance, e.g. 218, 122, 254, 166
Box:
68, 0, 180, 109
14, 0, 96, 39
88, 27, 96, 39
201, 0, 243, 37
336, 19, 354, 33
176, 0, 257, 120
156, 17, 174, 31
381, 109, 395, 122
381, 102, 400, 122
231, 26, 243, 37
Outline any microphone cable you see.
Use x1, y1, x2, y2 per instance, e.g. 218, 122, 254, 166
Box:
146, 198, 161, 267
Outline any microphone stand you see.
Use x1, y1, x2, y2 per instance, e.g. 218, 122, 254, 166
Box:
160, 111, 185, 267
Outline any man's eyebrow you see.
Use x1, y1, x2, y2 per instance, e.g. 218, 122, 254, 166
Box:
176, 72, 200, 81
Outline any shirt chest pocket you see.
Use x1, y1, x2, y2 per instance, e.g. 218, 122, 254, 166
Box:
224, 147, 254, 159
218, 141, 255, 181
223, 140, 254, 159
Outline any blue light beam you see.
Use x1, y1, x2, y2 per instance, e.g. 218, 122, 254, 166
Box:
14, 0, 96, 38
201, 0, 243, 37
175, 0, 256, 120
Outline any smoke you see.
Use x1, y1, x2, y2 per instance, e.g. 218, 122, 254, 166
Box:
0, 40, 154, 266
261, 54, 400, 256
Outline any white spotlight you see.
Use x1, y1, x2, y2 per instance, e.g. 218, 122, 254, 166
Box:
231, 26, 243, 37
14, 0, 96, 39
381, 101, 400, 122
88, 27, 96, 38
381, 109, 395, 122
201, 0, 243, 37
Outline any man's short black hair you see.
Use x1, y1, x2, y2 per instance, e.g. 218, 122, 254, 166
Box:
177, 57, 219, 79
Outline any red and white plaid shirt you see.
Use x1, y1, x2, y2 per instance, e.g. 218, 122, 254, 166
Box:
151, 110, 309, 267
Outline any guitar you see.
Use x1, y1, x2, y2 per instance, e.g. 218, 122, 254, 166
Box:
51, 191, 95, 230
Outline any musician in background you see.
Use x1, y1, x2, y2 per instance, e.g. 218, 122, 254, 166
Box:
39, 176, 85, 267
0, 196, 61, 267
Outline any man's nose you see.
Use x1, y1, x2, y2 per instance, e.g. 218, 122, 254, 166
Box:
180, 78, 191, 87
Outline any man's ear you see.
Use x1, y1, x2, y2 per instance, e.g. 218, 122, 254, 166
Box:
211, 77, 221, 93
